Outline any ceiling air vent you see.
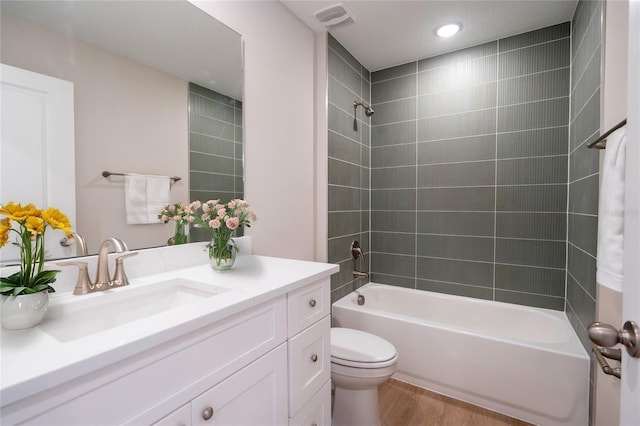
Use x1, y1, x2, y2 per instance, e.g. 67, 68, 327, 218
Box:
314, 3, 355, 29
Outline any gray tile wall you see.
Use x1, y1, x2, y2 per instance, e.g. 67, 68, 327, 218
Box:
568, 1, 602, 423
328, 34, 372, 303
370, 23, 571, 310
567, 0, 601, 352
189, 83, 244, 242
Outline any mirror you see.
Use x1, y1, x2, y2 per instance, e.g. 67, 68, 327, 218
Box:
0, 1, 243, 263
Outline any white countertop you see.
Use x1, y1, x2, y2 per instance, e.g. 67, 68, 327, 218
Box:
0, 253, 338, 406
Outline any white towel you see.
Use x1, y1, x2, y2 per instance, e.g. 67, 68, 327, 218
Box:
596, 127, 627, 292
145, 176, 170, 223
124, 175, 170, 224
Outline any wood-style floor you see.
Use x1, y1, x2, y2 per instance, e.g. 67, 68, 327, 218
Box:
379, 379, 533, 426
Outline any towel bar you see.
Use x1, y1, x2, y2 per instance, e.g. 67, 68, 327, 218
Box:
102, 170, 181, 183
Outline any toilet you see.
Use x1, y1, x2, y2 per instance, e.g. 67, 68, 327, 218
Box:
330, 327, 398, 426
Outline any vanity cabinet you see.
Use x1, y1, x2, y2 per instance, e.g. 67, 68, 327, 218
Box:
1, 277, 333, 426
286, 278, 331, 424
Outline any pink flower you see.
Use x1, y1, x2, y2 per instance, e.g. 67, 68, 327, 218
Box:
201, 213, 210, 221
202, 203, 210, 213
226, 217, 240, 230
210, 219, 221, 229
161, 214, 168, 222
187, 216, 195, 223
217, 208, 226, 218
168, 204, 175, 212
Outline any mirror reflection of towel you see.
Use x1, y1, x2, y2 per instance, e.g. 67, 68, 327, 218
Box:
125, 175, 170, 224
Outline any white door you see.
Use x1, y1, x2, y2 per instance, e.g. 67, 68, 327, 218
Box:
0, 64, 76, 262
620, 1, 640, 423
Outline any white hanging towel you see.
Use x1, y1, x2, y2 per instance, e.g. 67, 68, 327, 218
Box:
124, 175, 170, 224
145, 176, 170, 223
596, 126, 627, 292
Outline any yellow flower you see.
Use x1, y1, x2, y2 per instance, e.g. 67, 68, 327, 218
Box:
42, 208, 72, 237
24, 216, 45, 237
0, 202, 40, 222
0, 217, 10, 248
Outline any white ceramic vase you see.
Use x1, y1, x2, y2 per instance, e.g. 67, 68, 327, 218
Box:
0, 291, 50, 330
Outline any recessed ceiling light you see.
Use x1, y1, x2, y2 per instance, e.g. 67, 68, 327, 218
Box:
436, 23, 461, 38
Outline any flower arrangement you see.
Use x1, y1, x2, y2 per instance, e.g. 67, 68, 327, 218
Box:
186, 199, 256, 270
158, 202, 189, 244
0, 202, 72, 296
158, 202, 190, 225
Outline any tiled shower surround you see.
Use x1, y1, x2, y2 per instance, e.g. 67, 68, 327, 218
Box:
567, 0, 602, 361
329, 8, 601, 325
369, 24, 571, 310
188, 83, 243, 242
327, 35, 372, 301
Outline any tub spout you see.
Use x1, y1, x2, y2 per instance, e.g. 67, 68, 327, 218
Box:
353, 270, 369, 279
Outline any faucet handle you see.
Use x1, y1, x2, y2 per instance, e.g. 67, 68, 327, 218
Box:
112, 252, 138, 287
57, 261, 94, 295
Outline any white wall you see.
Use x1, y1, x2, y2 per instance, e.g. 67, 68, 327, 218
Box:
1, 13, 189, 254
191, 1, 319, 261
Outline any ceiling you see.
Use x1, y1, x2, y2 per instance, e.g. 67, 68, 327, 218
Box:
282, 0, 578, 72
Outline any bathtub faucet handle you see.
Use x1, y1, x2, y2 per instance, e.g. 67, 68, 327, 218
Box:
351, 240, 363, 260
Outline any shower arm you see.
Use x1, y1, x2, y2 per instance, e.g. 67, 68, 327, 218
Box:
353, 101, 374, 117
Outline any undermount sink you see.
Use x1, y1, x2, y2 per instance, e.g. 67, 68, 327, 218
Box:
39, 278, 229, 342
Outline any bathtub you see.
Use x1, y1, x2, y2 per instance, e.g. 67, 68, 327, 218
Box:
332, 283, 589, 426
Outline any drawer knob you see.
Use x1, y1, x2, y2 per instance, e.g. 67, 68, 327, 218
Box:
202, 406, 214, 420
309, 299, 317, 308
311, 353, 318, 363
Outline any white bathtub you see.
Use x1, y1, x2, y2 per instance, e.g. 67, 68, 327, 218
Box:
332, 283, 589, 426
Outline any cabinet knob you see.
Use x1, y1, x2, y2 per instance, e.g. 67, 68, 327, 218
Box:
311, 353, 318, 363
311, 423, 318, 426
309, 299, 317, 308
202, 406, 214, 421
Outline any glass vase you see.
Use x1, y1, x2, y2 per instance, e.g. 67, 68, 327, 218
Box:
208, 236, 237, 271
169, 222, 188, 245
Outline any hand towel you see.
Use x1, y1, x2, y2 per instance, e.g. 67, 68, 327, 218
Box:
145, 176, 170, 223
596, 127, 627, 292
125, 175, 148, 225
124, 175, 170, 224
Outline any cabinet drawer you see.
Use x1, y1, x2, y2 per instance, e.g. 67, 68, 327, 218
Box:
287, 279, 329, 337
288, 316, 331, 417
152, 403, 190, 426
289, 381, 331, 426
191, 344, 288, 426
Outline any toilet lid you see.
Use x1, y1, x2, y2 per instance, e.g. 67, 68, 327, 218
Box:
331, 328, 397, 367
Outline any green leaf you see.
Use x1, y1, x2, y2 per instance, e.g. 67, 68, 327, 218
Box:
0, 272, 23, 285
29, 283, 54, 293
30, 270, 60, 287
10, 286, 28, 296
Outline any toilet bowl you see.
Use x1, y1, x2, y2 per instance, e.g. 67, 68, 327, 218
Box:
331, 327, 398, 426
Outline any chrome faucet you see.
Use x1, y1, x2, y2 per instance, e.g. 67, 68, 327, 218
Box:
58, 238, 137, 295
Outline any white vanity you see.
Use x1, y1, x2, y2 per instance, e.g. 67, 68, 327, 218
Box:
0, 240, 338, 425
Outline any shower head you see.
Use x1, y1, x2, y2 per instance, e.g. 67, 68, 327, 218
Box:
354, 101, 374, 117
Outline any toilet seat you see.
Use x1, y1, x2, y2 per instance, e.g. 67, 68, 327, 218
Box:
331, 328, 398, 369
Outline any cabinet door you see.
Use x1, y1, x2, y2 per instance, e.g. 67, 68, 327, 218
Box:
288, 316, 331, 417
152, 403, 191, 426
191, 344, 288, 426
289, 381, 331, 426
